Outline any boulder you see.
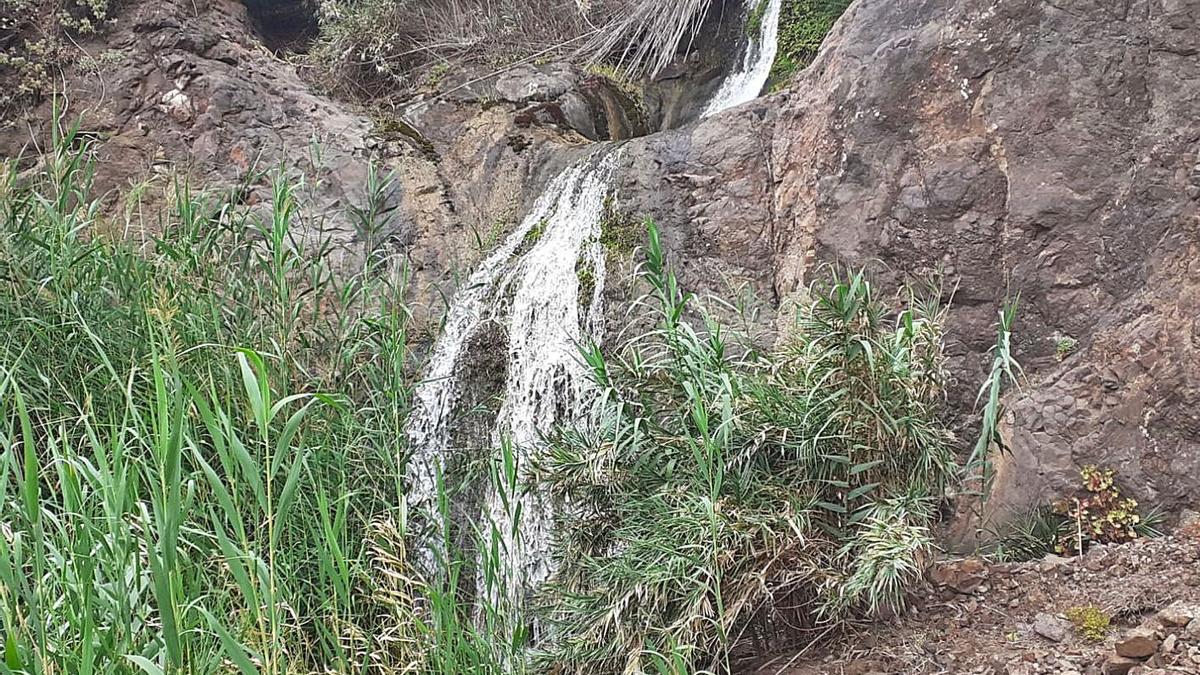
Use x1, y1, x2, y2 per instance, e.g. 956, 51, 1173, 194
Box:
1157, 602, 1196, 628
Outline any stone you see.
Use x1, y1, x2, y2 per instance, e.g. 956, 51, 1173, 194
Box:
1032, 612, 1070, 643
1157, 603, 1196, 628
1039, 554, 1073, 573
1103, 656, 1145, 675
930, 558, 989, 594
1161, 633, 1177, 653
1115, 627, 1161, 659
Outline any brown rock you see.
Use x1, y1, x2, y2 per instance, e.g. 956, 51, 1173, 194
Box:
929, 557, 989, 594
1161, 633, 1177, 653
1157, 603, 1196, 628
1104, 656, 1145, 675
1115, 627, 1160, 659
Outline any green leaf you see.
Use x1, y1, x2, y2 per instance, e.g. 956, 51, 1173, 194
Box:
125, 655, 165, 675
846, 482, 879, 501
200, 608, 260, 675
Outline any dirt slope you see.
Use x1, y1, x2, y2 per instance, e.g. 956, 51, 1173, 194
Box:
745, 526, 1200, 674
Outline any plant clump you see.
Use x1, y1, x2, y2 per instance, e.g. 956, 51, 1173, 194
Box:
1054, 466, 1162, 556
1065, 605, 1112, 642
1055, 335, 1078, 360
533, 222, 964, 671
0, 0, 112, 114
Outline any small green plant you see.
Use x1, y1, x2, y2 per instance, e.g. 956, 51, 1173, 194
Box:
425, 61, 451, 88
598, 195, 640, 256
964, 297, 1022, 498
986, 506, 1069, 562
1065, 605, 1111, 642
1055, 336, 1078, 361
576, 259, 596, 306
1055, 466, 1160, 556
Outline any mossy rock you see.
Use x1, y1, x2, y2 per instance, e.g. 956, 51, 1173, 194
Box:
768, 0, 853, 90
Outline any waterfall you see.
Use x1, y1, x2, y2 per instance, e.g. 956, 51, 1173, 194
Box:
405, 153, 619, 584
405, 0, 781, 617
701, 0, 783, 117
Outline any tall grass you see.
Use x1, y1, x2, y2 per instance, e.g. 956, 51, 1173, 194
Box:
0, 115, 476, 674
532, 222, 958, 672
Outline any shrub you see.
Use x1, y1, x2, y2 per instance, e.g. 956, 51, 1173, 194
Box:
1054, 466, 1162, 556
533, 222, 960, 671
0, 0, 112, 113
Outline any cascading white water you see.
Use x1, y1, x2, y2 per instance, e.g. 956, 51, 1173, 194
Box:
406, 0, 781, 614
482, 151, 617, 604
405, 154, 618, 581
701, 0, 783, 118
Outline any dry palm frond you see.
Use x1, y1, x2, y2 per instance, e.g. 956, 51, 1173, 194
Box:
579, 0, 722, 76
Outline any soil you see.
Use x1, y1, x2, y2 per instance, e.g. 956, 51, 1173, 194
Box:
744, 525, 1200, 675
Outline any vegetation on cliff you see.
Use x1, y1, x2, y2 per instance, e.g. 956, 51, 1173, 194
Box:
0, 120, 997, 673
768, 0, 852, 88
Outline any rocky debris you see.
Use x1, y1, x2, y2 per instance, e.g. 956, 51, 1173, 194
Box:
757, 533, 1200, 674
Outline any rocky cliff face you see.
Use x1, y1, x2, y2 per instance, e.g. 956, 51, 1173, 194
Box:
612, 0, 1200, 526
6, 0, 1198, 526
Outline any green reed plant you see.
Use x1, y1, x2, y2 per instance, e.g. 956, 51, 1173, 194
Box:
0, 114, 459, 674
534, 221, 960, 672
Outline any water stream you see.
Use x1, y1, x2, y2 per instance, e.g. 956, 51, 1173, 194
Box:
701, 0, 783, 118
405, 154, 618, 580
405, 0, 780, 616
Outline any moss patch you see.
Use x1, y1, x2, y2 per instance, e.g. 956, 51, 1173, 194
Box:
1065, 606, 1111, 642
598, 195, 641, 257
371, 113, 438, 160
767, 0, 852, 91
576, 258, 596, 312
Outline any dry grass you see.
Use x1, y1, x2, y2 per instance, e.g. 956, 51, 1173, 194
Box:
309, 0, 732, 99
